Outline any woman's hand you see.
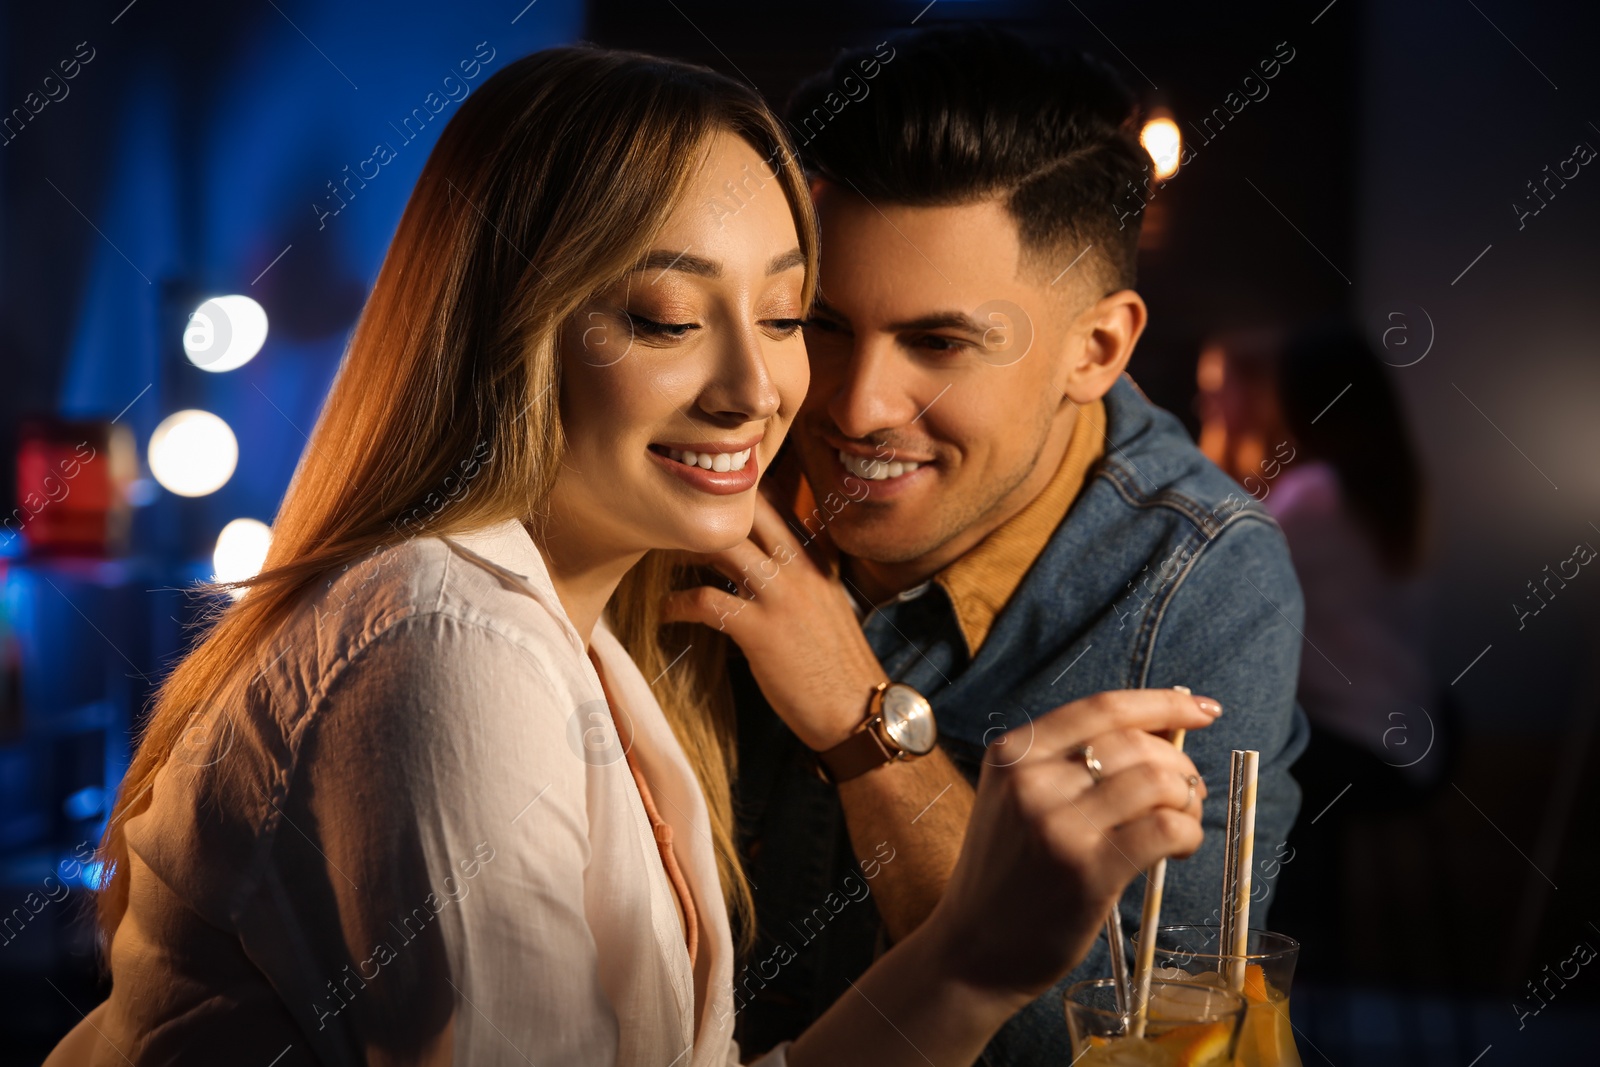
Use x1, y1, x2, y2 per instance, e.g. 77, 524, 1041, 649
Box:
922, 689, 1220, 1009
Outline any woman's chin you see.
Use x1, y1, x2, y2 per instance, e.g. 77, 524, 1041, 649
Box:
664, 513, 756, 556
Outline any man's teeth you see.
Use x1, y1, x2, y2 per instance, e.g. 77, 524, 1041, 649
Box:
663, 447, 752, 472
838, 449, 922, 480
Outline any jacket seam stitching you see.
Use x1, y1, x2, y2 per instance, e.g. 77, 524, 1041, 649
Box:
1127, 511, 1277, 687
1097, 464, 1288, 541
1128, 528, 1207, 687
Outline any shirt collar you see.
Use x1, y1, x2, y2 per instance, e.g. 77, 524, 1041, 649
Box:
840, 577, 934, 623
932, 397, 1107, 656
440, 517, 588, 656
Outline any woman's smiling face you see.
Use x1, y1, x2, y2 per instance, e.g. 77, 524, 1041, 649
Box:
547, 130, 809, 561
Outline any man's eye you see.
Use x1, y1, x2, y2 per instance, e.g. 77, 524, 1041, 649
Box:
802, 317, 845, 334
626, 312, 699, 338
909, 333, 968, 353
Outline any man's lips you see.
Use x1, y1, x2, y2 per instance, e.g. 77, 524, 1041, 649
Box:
813, 432, 939, 483
821, 435, 938, 466
836, 448, 929, 482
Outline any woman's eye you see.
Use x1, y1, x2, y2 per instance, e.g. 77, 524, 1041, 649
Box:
764, 318, 805, 337
625, 312, 699, 338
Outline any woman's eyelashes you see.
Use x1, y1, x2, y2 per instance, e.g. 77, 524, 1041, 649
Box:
625, 311, 699, 339
764, 317, 805, 338
621, 308, 805, 342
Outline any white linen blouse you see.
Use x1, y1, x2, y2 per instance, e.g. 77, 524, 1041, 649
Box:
46, 517, 784, 1066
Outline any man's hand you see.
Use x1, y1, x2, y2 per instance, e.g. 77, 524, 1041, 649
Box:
662, 493, 886, 752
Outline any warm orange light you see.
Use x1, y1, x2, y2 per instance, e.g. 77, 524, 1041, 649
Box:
1141, 115, 1182, 180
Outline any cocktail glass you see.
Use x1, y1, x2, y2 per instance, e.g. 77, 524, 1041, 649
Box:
1132, 926, 1302, 1067
1063, 977, 1247, 1066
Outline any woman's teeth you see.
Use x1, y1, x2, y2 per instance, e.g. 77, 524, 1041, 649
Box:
663, 447, 752, 472
838, 449, 922, 481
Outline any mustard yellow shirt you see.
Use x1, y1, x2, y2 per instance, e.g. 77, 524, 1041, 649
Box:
935, 398, 1107, 655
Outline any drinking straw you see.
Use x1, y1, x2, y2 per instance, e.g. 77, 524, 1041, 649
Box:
1218, 749, 1260, 993
1106, 905, 1131, 1021
1128, 685, 1192, 1038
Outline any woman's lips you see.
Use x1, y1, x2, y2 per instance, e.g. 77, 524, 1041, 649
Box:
647, 444, 760, 495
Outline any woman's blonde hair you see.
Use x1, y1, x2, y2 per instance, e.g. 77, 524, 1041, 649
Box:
96, 45, 817, 953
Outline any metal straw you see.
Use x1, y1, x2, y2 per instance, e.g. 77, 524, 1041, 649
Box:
1106, 905, 1131, 1023
1219, 749, 1260, 993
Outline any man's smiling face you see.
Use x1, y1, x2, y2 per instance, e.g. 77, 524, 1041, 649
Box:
796, 185, 1100, 578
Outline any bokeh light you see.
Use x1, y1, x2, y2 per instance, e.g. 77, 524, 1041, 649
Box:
148, 409, 238, 497
1141, 115, 1182, 180
182, 294, 268, 372
212, 518, 272, 595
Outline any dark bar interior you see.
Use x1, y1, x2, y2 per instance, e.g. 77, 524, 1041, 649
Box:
3, 1, 1597, 1063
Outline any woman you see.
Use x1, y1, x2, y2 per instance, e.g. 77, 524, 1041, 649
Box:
1196, 322, 1432, 784
1196, 321, 1433, 979
50, 47, 1217, 1065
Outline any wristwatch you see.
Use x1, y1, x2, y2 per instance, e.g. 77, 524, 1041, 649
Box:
814, 681, 938, 784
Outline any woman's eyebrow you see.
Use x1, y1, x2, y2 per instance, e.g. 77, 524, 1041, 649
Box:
630, 246, 805, 281
634, 248, 720, 280
767, 247, 805, 274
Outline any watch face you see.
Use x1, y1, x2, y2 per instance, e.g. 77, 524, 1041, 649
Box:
881, 684, 937, 755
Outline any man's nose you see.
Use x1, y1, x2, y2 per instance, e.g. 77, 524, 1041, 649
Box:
827, 339, 921, 440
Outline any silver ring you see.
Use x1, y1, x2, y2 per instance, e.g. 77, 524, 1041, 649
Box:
1184, 774, 1199, 811
1075, 744, 1104, 785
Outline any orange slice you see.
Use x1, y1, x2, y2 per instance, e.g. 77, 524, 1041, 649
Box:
1241, 964, 1270, 1004
1152, 1020, 1233, 1067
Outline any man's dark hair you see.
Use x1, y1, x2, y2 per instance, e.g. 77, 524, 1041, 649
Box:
786, 24, 1148, 290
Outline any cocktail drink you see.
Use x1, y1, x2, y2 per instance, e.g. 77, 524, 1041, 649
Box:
1064, 978, 1246, 1066
1132, 926, 1303, 1067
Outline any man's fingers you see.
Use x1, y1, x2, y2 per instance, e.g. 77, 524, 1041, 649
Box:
748, 493, 835, 575
1019, 689, 1223, 759
660, 585, 755, 635
680, 539, 773, 595
747, 492, 799, 554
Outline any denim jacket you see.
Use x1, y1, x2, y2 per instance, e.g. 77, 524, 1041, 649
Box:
731, 375, 1309, 1064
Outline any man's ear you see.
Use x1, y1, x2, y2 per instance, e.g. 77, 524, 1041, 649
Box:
1060, 289, 1147, 404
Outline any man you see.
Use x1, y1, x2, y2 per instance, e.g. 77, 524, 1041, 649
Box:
666, 25, 1307, 1062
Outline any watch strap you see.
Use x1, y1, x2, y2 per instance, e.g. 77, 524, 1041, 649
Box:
815, 682, 896, 784
816, 717, 897, 784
